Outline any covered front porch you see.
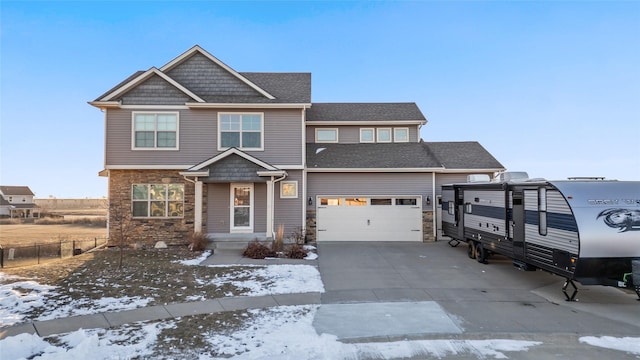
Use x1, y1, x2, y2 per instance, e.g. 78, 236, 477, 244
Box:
180, 148, 288, 251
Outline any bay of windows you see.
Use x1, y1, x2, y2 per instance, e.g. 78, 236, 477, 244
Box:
132, 184, 184, 218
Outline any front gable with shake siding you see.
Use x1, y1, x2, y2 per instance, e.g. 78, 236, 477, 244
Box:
90, 45, 504, 246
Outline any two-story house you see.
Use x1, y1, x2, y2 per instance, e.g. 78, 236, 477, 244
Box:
0, 186, 39, 218
89, 45, 504, 246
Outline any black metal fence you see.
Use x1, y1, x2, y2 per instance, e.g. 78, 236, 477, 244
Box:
0, 237, 108, 268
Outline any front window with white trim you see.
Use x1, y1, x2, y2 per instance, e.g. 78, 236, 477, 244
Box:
377, 128, 392, 143
133, 112, 178, 149
315, 128, 338, 143
394, 128, 409, 142
280, 181, 298, 198
132, 184, 184, 218
219, 113, 263, 150
360, 128, 375, 143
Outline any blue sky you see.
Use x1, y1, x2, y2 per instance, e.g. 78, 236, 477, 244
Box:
1, 1, 639, 198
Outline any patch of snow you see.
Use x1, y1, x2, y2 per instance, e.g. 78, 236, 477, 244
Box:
0, 274, 57, 326
0, 321, 172, 360
304, 252, 318, 260
175, 250, 211, 266
579, 336, 640, 355
203, 305, 542, 359
210, 265, 324, 295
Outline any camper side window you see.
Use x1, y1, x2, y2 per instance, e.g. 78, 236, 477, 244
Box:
448, 201, 455, 215
538, 188, 548, 236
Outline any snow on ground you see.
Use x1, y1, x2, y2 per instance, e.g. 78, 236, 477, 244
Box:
2, 321, 173, 360
579, 336, 640, 356
208, 264, 324, 296
0, 274, 57, 327
1, 305, 549, 360
174, 250, 212, 266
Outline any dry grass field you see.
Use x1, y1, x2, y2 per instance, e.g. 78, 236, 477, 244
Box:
0, 222, 106, 247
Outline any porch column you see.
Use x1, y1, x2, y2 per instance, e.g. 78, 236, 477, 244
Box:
266, 178, 274, 239
194, 180, 203, 233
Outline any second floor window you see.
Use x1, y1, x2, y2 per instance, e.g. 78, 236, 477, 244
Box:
219, 113, 263, 150
133, 112, 178, 149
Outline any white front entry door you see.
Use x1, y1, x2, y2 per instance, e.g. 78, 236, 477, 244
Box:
316, 196, 423, 241
230, 183, 253, 232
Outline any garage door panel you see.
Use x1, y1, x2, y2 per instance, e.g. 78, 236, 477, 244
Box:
316, 197, 422, 242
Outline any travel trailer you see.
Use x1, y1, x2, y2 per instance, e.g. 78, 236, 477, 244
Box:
442, 173, 640, 300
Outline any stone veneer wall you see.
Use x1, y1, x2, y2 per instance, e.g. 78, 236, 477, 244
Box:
422, 211, 435, 242
108, 170, 205, 246
305, 210, 435, 242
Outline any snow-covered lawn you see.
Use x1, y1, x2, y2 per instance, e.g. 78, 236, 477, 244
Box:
0, 249, 323, 326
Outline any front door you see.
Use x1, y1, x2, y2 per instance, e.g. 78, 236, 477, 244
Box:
231, 183, 253, 232
512, 191, 525, 259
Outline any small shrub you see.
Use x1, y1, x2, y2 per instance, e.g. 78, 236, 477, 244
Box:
289, 227, 306, 245
188, 232, 208, 251
243, 240, 276, 259
285, 243, 308, 259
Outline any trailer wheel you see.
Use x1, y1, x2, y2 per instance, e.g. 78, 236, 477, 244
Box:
476, 243, 487, 264
467, 242, 476, 259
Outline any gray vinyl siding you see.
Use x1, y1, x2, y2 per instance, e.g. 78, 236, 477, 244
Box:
306, 125, 420, 144
306, 172, 432, 211
206, 183, 229, 233
274, 170, 305, 234
120, 75, 192, 105
105, 108, 303, 166
254, 183, 267, 232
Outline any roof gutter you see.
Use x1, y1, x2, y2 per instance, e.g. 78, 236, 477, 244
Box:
186, 103, 311, 109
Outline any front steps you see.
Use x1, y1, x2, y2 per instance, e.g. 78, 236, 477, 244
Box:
206, 233, 270, 252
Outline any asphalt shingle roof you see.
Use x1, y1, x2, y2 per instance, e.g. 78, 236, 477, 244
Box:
306, 103, 426, 122
0, 186, 35, 196
307, 143, 442, 169
425, 142, 505, 170
306, 141, 505, 171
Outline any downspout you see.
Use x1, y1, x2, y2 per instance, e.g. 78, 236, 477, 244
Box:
432, 172, 437, 241
182, 175, 202, 233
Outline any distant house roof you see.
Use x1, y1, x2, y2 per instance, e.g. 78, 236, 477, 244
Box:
306, 103, 426, 123
306, 141, 505, 171
0, 186, 35, 196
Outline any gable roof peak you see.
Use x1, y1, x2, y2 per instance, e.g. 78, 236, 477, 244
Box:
160, 45, 275, 100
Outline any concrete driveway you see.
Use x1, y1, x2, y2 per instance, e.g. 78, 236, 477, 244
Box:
313, 241, 640, 358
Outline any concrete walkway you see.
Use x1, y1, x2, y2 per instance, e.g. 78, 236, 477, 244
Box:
0, 292, 321, 339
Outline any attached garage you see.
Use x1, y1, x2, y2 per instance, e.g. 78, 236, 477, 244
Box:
315, 196, 423, 241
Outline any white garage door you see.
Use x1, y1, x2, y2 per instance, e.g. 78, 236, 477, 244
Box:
316, 196, 423, 242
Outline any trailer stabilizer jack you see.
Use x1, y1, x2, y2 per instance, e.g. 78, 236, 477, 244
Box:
563, 279, 578, 302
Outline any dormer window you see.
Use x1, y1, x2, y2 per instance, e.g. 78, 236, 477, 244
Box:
377, 128, 392, 143
360, 128, 375, 143
316, 128, 338, 143
394, 128, 409, 142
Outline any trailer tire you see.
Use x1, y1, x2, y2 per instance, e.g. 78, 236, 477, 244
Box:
467, 242, 476, 259
476, 243, 487, 264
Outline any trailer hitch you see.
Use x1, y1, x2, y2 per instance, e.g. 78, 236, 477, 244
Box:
562, 279, 578, 302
